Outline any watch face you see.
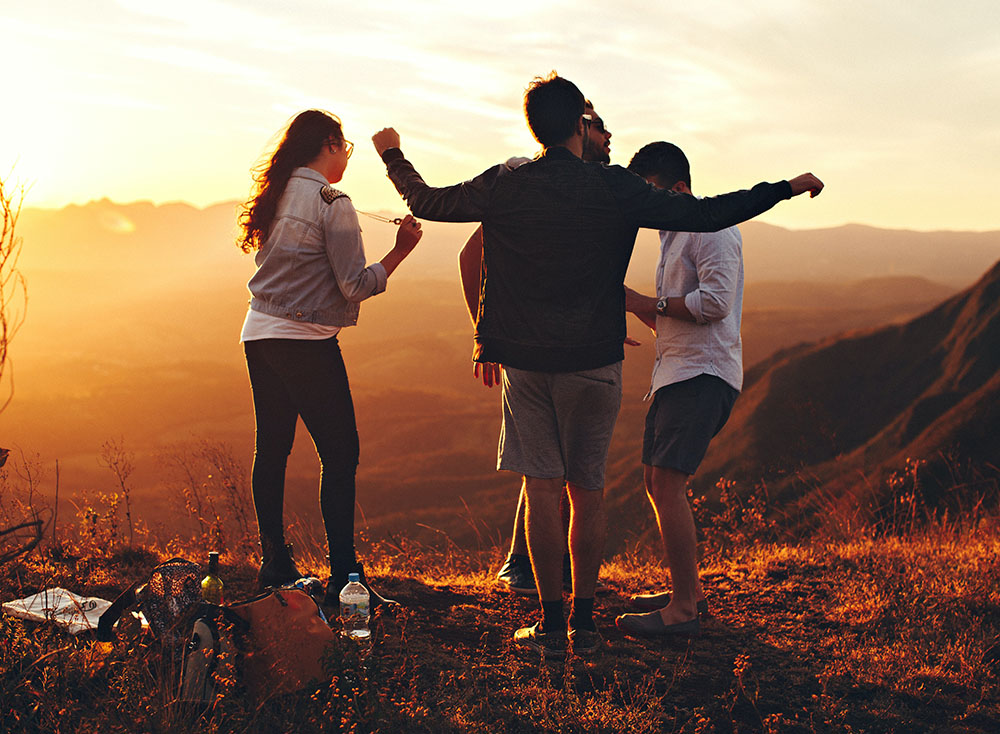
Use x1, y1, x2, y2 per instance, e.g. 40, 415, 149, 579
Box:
657, 298, 668, 314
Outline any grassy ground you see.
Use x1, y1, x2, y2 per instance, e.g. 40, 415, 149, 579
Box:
2, 525, 998, 733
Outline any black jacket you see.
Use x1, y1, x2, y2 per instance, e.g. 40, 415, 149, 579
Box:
382, 146, 791, 372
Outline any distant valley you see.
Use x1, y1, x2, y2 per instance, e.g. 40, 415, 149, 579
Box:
3, 200, 999, 549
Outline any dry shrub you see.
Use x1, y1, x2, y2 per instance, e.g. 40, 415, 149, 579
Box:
692, 478, 781, 558
159, 439, 256, 559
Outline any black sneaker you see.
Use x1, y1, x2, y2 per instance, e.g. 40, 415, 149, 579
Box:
568, 625, 603, 656
513, 622, 567, 659
497, 554, 536, 595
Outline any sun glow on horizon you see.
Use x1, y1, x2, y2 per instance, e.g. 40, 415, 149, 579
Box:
3, 2, 999, 232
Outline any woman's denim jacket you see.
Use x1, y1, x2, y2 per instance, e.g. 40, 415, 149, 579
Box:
247, 167, 387, 326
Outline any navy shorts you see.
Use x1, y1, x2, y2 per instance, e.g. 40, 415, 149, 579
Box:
642, 374, 739, 475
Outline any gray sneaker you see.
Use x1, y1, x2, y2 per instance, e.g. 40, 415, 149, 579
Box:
513, 622, 567, 659
568, 626, 603, 655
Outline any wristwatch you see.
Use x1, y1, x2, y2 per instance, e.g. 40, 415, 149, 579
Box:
656, 296, 669, 316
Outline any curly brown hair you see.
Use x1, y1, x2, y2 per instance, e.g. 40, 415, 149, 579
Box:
237, 110, 343, 253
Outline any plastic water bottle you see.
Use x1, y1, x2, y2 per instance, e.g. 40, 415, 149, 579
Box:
339, 573, 370, 639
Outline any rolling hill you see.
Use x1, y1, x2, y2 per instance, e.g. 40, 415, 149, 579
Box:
694, 258, 1000, 526
4, 199, 999, 547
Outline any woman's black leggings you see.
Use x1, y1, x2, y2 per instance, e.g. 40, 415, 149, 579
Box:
244, 336, 359, 558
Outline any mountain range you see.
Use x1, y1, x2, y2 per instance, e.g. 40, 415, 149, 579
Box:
4, 199, 999, 547
693, 257, 1000, 528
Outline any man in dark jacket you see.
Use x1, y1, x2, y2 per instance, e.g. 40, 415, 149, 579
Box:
459, 99, 616, 599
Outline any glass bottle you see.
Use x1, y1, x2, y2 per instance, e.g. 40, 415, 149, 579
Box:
201, 551, 224, 605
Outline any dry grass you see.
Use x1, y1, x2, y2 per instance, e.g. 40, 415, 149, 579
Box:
2, 520, 999, 733
2, 450, 999, 733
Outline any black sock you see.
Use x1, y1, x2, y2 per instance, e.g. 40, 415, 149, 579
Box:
540, 600, 565, 633
569, 597, 596, 631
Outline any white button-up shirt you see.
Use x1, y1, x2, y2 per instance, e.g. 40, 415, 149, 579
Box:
648, 224, 744, 397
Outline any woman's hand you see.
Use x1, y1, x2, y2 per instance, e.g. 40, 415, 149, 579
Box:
379, 215, 422, 277
395, 215, 423, 253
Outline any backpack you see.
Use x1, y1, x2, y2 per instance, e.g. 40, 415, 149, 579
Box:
97, 557, 205, 650
99, 561, 336, 702
227, 587, 337, 698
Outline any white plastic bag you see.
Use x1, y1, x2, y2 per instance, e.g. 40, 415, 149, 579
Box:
3, 587, 114, 635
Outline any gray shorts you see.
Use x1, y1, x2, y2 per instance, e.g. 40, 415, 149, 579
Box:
498, 362, 623, 491
642, 374, 739, 475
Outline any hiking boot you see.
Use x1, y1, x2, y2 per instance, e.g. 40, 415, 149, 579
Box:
257, 540, 301, 590
324, 560, 399, 610
568, 625, 603, 656
497, 553, 536, 595
513, 622, 567, 659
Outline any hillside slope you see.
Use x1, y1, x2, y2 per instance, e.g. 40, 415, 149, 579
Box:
697, 258, 1000, 517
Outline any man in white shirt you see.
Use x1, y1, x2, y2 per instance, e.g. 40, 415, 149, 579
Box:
616, 142, 744, 637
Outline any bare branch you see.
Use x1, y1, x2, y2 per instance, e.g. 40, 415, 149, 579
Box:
0, 174, 27, 414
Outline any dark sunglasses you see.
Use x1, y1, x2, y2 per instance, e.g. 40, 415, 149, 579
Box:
582, 114, 607, 134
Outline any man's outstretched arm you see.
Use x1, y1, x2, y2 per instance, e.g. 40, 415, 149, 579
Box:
373, 127, 500, 223
613, 168, 824, 233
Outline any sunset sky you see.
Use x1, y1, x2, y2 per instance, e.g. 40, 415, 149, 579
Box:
3, 1, 998, 231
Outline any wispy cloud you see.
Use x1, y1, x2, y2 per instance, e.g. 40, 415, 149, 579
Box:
125, 44, 267, 78
5, 0, 1000, 229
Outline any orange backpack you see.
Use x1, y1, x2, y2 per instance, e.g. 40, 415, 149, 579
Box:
228, 587, 336, 697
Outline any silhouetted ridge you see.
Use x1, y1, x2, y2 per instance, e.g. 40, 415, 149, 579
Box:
698, 258, 1000, 510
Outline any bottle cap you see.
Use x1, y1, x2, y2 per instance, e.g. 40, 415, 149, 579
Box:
348, 572, 360, 583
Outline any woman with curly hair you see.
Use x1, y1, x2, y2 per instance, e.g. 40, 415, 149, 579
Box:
239, 109, 422, 607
